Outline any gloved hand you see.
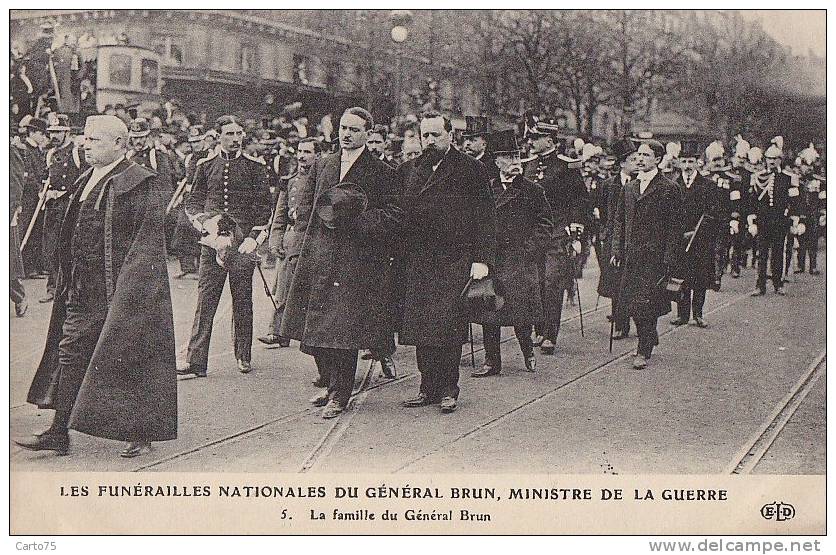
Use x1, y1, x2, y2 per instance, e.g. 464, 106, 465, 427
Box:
729, 220, 739, 234
592, 207, 600, 220
571, 240, 582, 255
797, 223, 806, 235
748, 224, 758, 237
199, 213, 221, 235
470, 262, 489, 279
609, 255, 620, 268
747, 214, 757, 227
238, 237, 258, 254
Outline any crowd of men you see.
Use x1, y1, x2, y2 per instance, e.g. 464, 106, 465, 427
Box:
10, 102, 826, 458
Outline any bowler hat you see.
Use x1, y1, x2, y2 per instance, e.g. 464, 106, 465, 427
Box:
609, 138, 636, 163
316, 182, 368, 230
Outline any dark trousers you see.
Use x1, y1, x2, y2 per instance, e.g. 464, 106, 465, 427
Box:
178, 255, 198, 274
312, 347, 358, 407
10, 279, 25, 305
612, 295, 630, 335
22, 214, 43, 276
634, 317, 659, 358
267, 254, 299, 336
51, 306, 106, 421
482, 324, 533, 367
756, 232, 785, 291
187, 246, 255, 371
416, 345, 463, 401
538, 288, 566, 342
677, 285, 706, 321
42, 206, 64, 293
797, 224, 819, 271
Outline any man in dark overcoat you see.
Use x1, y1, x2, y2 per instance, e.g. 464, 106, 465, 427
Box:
17, 117, 49, 278
671, 142, 720, 328
16, 115, 177, 458
610, 139, 685, 369
596, 140, 638, 340
395, 111, 497, 413
523, 123, 589, 354
280, 108, 403, 419
10, 145, 27, 316
471, 130, 553, 377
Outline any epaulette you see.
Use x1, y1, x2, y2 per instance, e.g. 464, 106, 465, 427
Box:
723, 170, 742, 182
243, 152, 266, 165
520, 155, 538, 164
195, 150, 218, 167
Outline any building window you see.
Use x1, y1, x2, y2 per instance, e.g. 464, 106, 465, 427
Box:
140, 59, 159, 91
151, 36, 185, 67
293, 54, 309, 85
109, 54, 131, 86
240, 44, 256, 73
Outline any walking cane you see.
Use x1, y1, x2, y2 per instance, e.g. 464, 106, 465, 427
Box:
594, 294, 600, 312
254, 258, 279, 311
609, 318, 614, 354
468, 323, 476, 369
574, 276, 585, 337
19, 180, 51, 252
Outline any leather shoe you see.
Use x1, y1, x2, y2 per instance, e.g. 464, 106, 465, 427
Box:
540, 339, 555, 354
14, 299, 28, 317
312, 377, 327, 388
120, 441, 152, 458
472, 363, 500, 378
794, 268, 806, 274
524, 355, 536, 372
237, 359, 252, 374
402, 393, 434, 408
321, 400, 345, 419
670, 317, 688, 326
693, 316, 709, 328
310, 390, 330, 407
632, 355, 648, 369
360, 350, 374, 360
613, 330, 629, 340
14, 432, 70, 455
257, 334, 284, 346
176, 363, 206, 378
440, 396, 457, 413
379, 355, 396, 379
731, 269, 740, 278
750, 288, 766, 297
38, 293, 54, 303
774, 287, 786, 296
810, 269, 821, 276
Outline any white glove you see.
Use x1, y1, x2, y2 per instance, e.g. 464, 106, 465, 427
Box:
237, 237, 258, 254
592, 207, 600, 219
790, 225, 799, 235
729, 220, 739, 234
819, 214, 826, 226
199, 213, 221, 235
747, 214, 756, 227
571, 240, 582, 254
791, 215, 801, 227
470, 262, 489, 280
797, 223, 806, 235
748, 224, 758, 237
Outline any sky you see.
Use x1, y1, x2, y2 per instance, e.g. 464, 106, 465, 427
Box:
739, 10, 825, 57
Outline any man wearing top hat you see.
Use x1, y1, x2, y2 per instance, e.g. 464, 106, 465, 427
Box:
395, 111, 496, 414
523, 120, 589, 355
126, 117, 175, 193
671, 141, 720, 328
748, 144, 796, 296
280, 107, 403, 418
177, 115, 272, 377
471, 129, 554, 377
39, 114, 88, 303
462, 115, 499, 180
16, 116, 49, 278
596, 139, 639, 340
610, 139, 684, 369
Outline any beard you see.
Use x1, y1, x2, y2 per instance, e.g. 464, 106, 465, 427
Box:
422, 144, 446, 167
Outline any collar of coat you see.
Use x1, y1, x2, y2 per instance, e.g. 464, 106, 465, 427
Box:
625, 170, 668, 202
73, 158, 155, 199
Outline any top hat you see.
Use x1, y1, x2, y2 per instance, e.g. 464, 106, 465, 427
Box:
609, 138, 636, 162
462, 115, 489, 139
679, 140, 703, 159
46, 113, 71, 132
488, 129, 520, 155
128, 118, 151, 138
460, 276, 506, 317
316, 182, 369, 230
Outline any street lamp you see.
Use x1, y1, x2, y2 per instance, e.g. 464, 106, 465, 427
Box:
390, 10, 412, 116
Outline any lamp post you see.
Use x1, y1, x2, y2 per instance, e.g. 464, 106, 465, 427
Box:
390, 10, 412, 116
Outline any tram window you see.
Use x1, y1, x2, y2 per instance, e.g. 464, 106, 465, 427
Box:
109, 54, 131, 86
141, 59, 159, 91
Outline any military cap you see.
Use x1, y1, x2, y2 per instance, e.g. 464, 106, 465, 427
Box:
488, 129, 520, 155
128, 118, 151, 138
258, 129, 279, 146
462, 115, 490, 139
24, 117, 47, 133
316, 182, 368, 230
528, 119, 562, 139
47, 113, 71, 132
187, 126, 205, 143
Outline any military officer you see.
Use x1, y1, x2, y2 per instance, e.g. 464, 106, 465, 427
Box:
748, 144, 795, 296
523, 121, 589, 355
39, 114, 87, 303
16, 117, 49, 278
795, 144, 825, 275
177, 115, 272, 377
703, 141, 745, 285
126, 118, 176, 193
169, 127, 208, 278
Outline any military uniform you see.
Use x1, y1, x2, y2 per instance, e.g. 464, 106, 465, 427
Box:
708, 168, 747, 283
796, 173, 826, 274
182, 147, 272, 374
42, 140, 86, 295
748, 169, 795, 293
17, 137, 48, 277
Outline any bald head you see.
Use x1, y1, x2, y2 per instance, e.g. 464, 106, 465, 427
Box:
84, 115, 128, 167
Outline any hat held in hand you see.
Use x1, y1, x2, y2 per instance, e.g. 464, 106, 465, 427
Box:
460, 276, 505, 319
316, 182, 369, 230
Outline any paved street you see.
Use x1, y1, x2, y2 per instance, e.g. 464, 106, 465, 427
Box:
10, 251, 826, 474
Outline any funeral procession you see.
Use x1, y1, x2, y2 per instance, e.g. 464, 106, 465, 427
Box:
8, 9, 825, 474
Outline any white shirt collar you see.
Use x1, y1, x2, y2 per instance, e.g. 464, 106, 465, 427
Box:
638, 167, 658, 183
80, 155, 124, 201
432, 146, 452, 172
620, 171, 632, 185
340, 145, 365, 180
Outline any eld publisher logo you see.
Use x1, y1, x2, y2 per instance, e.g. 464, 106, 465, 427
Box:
761, 502, 795, 522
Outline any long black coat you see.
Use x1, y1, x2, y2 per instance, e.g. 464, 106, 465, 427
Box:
280, 148, 403, 351
596, 173, 628, 299
473, 176, 553, 326
27, 159, 177, 442
674, 172, 720, 290
395, 147, 497, 346
611, 172, 685, 321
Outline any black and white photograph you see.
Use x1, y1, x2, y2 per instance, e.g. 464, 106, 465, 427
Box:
7, 6, 827, 539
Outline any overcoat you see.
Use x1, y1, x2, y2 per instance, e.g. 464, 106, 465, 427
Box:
280, 148, 403, 351
10, 146, 26, 280
473, 175, 553, 326
27, 159, 177, 442
611, 172, 685, 322
394, 147, 497, 346
596, 174, 625, 299
674, 172, 720, 290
